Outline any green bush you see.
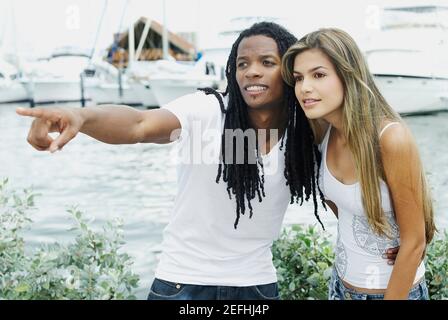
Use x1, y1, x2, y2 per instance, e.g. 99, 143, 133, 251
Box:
2, 177, 447, 300
273, 223, 448, 300
0, 178, 139, 300
272, 224, 334, 300
425, 230, 448, 300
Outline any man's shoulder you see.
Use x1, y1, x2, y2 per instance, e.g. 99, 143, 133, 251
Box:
165, 90, 226, 111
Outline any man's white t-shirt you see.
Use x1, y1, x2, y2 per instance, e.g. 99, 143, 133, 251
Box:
155, 91, 290, 286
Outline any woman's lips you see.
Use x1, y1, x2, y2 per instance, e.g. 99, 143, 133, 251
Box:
302, 99, 321, 108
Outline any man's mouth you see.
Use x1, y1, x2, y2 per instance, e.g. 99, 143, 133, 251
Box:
245, 85, 268, 92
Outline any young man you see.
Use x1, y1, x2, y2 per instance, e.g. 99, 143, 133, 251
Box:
17, 22, 397, 300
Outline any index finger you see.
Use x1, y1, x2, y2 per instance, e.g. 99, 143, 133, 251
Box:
16, 107, 59, 121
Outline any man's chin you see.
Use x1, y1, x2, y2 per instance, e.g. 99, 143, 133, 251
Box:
241, 94, 285, 110
243, 99, 261, 109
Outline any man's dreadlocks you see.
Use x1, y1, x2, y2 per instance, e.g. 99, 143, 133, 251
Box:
199, 22, 325, 229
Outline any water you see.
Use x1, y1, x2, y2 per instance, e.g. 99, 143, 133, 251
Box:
1, 103, 447, 299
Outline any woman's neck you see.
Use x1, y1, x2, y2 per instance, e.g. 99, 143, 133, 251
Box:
325, 109, 345, 141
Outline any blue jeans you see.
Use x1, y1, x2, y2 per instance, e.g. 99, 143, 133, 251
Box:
328, 268, 429, 300
147, 278, 280, 300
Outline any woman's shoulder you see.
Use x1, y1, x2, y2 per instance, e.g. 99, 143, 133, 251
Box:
379, 120, 416, 157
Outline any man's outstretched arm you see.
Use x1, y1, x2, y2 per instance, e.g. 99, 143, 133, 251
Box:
16, 105, 181, 152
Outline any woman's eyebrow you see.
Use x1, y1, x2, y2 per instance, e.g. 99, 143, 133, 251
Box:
294, 66, 327, 74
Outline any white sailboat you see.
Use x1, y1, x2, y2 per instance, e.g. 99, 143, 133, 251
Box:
128, 22, 218, 106
146, 59, 219, 106
16, 0, 111, 107
85, 4, 183, 108
83, 59, 158, 107
21, 51, 91, 105
146, 16, 283, 106
365, 4, 448, 115
130, 1, 218, 107
83, 1, 157, 108
0, 0, 29, 105
367, 48, 448, 115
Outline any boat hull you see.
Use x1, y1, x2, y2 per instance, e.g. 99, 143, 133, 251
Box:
374, 75, 448, 115
23, 80, 88, 104
0, 83, 29, 103
148, 77, 217, 107
85, 81, 158, 107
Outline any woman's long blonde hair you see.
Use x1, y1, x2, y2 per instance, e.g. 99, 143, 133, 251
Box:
282, 28, 436, 243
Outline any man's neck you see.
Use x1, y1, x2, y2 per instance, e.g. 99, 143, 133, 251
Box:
247, 106, 288, 131
247, 106, 288, 154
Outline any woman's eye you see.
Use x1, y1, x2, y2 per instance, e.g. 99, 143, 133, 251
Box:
314, 72, 326, 79
294, 76, 303, 82
263, 60, 274, 66
237, 62, 247, 68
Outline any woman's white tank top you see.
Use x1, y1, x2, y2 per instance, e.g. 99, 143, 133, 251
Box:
319, 123, 425, 289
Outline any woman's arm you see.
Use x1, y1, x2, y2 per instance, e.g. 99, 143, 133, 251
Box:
380, 123, 426, 300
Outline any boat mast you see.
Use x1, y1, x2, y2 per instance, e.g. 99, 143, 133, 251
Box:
89, 0, 109, 61
162, 0, 169, 60
135, 18, 152, 61
9, 0, 21, 72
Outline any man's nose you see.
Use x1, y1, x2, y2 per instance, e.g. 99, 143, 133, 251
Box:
245, 64, 263, 78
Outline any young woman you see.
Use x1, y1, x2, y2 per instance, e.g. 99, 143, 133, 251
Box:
282, 28, 436, 300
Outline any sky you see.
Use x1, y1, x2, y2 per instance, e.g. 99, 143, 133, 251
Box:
1, 0, 448, 58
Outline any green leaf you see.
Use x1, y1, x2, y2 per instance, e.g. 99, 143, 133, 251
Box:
317, 262, 328, 270
288, 282, 296, 291
306, 273, 320, 286
15, 283, 30, 293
